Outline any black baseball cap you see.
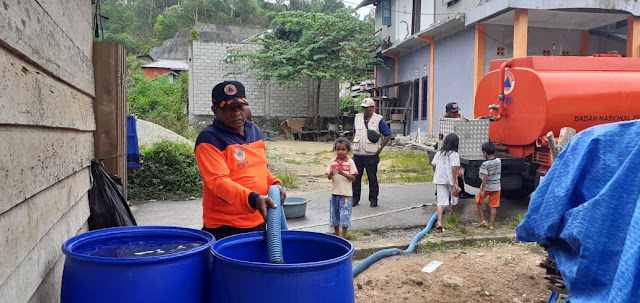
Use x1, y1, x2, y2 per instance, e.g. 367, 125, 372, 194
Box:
445, 102, 460, 112
211, 81, 249, 109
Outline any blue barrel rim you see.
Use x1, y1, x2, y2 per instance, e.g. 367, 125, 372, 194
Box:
62, 226, 215, 264
283, 197, 310, 205
212, 231, 354, 269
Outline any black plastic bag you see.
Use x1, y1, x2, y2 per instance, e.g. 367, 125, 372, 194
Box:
88, 160, 137, 230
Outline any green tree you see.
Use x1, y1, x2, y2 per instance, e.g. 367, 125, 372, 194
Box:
363, 9, 375, 25
310, 0, 344, 14
104, 32, 137, 53
288, 0, 311, 12
236, 9, 384, 123
154, 14, 180, 41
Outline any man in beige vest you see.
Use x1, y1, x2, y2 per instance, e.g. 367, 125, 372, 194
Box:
352, 98, 392, 207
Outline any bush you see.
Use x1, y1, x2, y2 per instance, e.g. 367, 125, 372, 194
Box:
128, 141, 202, 201
190, 27, 200, 40
128, 71, 192, 138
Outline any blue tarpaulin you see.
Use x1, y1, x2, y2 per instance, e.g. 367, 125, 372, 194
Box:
516, 120, 640, 303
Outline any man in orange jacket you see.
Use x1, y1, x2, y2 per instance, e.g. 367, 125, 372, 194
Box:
195, 81, 286, 240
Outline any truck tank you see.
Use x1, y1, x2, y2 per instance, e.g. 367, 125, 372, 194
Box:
474, 56, 640, 157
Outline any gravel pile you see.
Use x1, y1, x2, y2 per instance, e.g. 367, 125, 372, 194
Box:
136, 118, 193, 148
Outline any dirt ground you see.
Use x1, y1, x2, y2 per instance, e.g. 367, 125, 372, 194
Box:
354, 243, 549, 303
265, 140, 338, 193
265, 139, 550, 302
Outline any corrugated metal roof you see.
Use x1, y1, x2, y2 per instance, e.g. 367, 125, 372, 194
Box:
142, 60, 188, 70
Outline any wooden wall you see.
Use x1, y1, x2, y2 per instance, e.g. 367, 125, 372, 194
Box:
0, 0, 95, 302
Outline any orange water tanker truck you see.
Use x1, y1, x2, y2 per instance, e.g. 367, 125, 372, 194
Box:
458, 55, 640, 199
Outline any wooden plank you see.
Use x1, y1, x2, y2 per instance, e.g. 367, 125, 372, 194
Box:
0, 127, 93, 214
0, 48, 95, 130
93, 42, 128, 189
0, 0, 95, 96
26, 223, 88, 303
0, 194, 89, 303
26, 255, 64, 303
35, 0, 93, 60
0, 168, 89, 287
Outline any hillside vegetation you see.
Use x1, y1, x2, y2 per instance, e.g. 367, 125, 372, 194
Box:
94, 0, 354, 55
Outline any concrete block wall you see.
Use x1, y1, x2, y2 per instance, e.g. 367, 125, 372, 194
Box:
189, 41, 338, 123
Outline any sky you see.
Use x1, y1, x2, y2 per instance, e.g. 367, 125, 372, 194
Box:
341, 0, 375, 18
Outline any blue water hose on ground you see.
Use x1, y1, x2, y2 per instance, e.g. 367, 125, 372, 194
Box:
352, 210, 439, 277
266, 186, 287, 264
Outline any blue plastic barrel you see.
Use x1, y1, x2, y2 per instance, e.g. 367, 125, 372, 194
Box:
210, 231, 354, 303
126, 115, 140, 168
61, 226, 214, 303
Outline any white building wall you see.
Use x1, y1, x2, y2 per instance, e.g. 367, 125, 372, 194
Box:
420, 0, 436, 30
395, 0, 413, 43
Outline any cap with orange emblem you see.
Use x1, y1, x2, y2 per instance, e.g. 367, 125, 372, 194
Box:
211, 81, 249, 109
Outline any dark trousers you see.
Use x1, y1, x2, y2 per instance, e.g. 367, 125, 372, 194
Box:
202, 222, 266, 241
352, 154, 380, 205
458, 176, 467, 193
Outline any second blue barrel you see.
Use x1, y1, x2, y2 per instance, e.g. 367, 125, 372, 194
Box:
210, 231, 354, 302
61, 226, 214, 303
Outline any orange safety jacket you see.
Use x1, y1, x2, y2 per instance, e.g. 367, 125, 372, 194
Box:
195, 119, 281, 229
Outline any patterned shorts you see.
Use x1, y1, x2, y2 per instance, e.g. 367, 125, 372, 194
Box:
329, 195, 352, 228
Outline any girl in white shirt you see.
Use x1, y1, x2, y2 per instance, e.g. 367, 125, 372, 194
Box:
431, 133, 461, 230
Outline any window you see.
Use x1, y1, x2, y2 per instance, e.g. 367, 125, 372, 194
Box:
412, 0, 421, 35
381, 0, 391, 26
413, 79, 420, 121
421, 76, 428, 120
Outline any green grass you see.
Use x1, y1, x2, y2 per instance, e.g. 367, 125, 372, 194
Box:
275, 170, 299, 188
508, 212, 527, 229
310, 158, 325, 165
316, 149, 332, 155
377, 150, 434, 183
444, 213, 460, 229
346, 230, 373, 239
284, 158, 302, 165
422, 240, 445, 252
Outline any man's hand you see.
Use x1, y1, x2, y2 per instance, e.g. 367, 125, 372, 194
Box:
376, 147, 382, 155
273, 183, 287, 205
255, 195, 277, 220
